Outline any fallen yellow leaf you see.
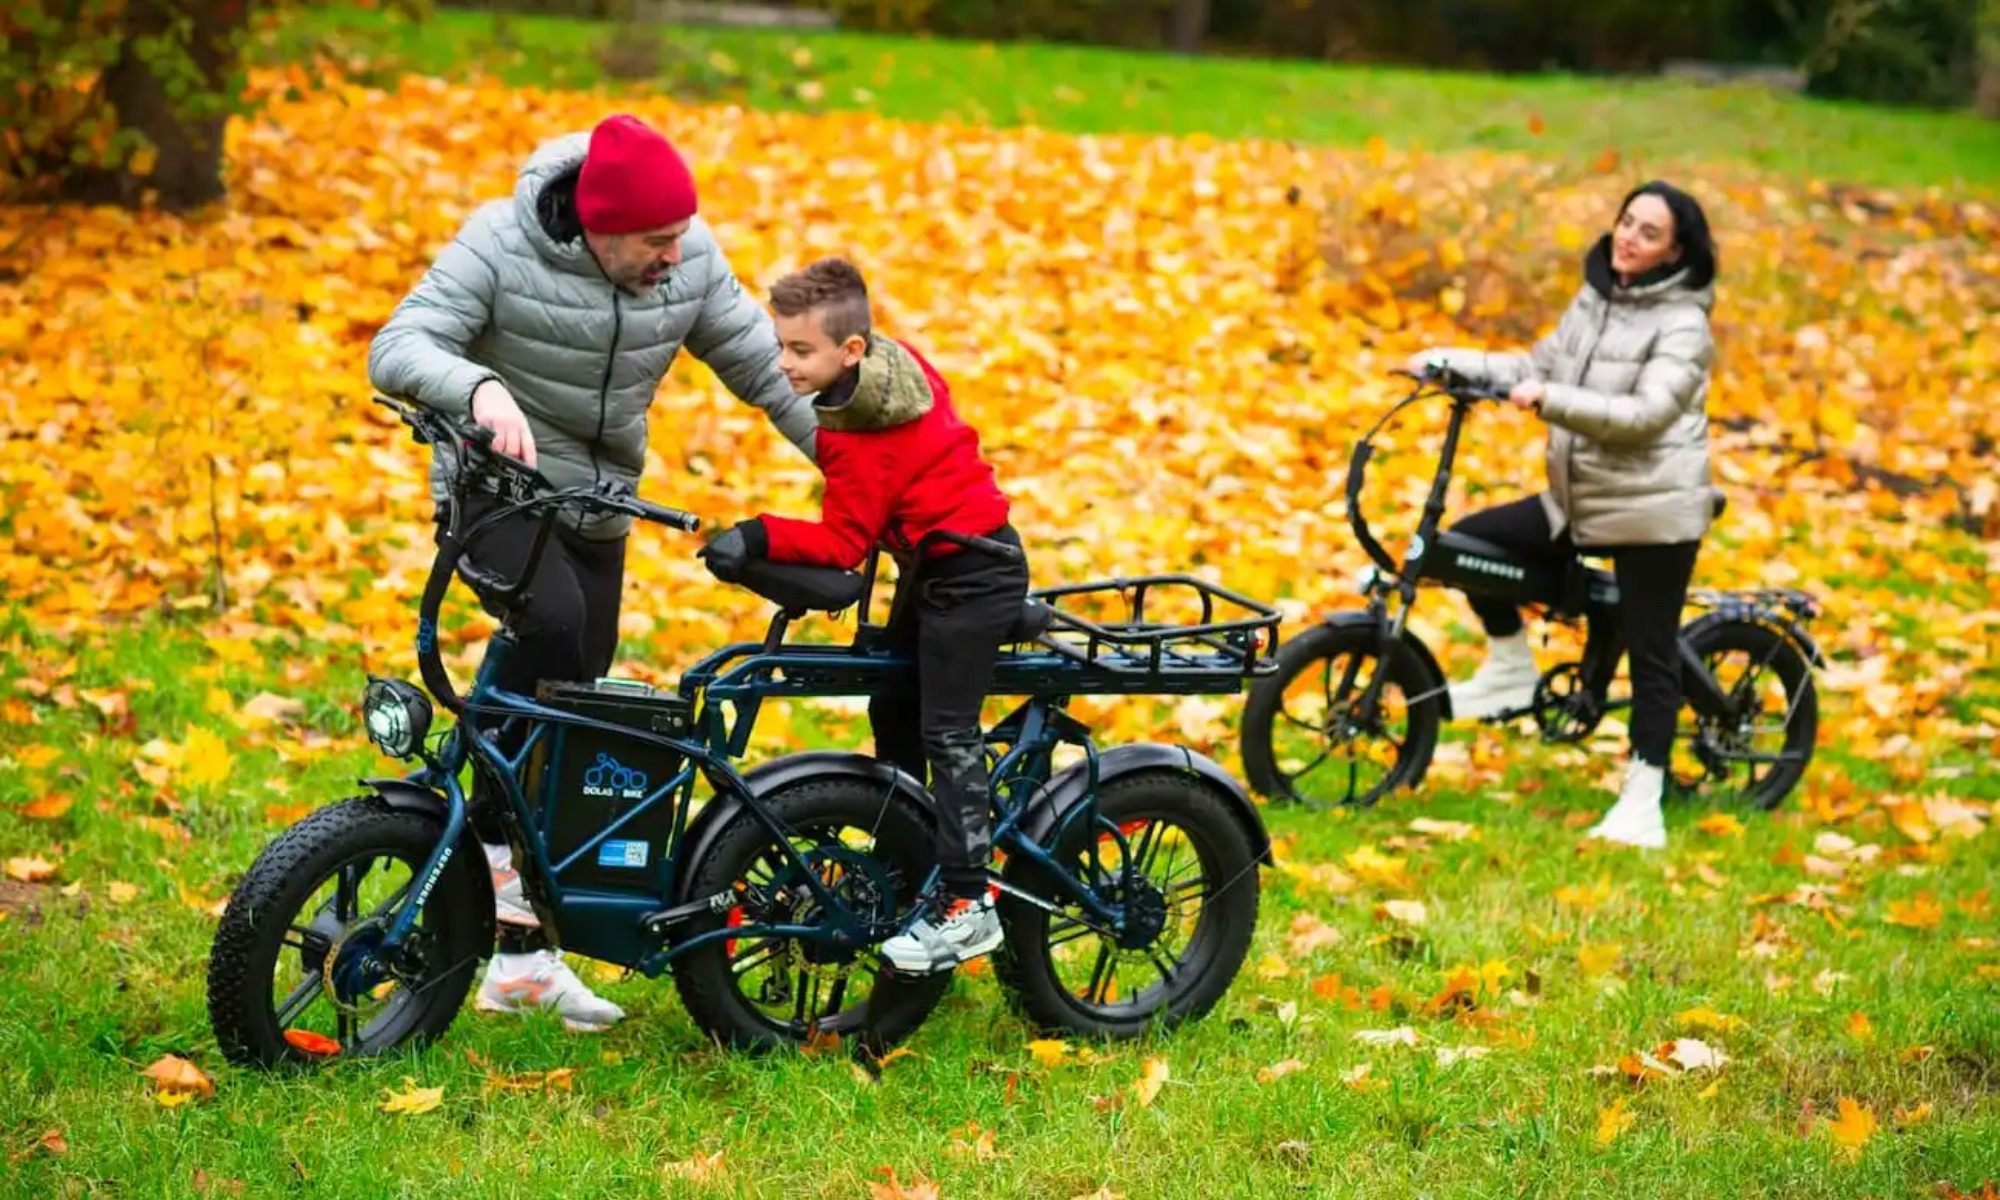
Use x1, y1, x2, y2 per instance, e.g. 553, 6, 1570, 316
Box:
1695, 812, 1746, 838
1577, 942, 1623, 977
141, 1054, 214, 1101
1885, 894, 1944, 930
4, 857, 56, 883
1027, 1039, 1072, 1069
1256, 1058, 1307, 1084
1828, 1096, 1877, 1158
1676, 1006, 1746, 1033
1131, 1056, 1169, 1108
1595, 1097, 1634, 1147
378, 1077, 444, 1115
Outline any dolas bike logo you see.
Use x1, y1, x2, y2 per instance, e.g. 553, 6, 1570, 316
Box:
583, 753, 648, 800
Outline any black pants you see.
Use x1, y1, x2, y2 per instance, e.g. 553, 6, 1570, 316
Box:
1451, 497, 1699, 768
442, 494, 627, 953
871, 526, 1031, 900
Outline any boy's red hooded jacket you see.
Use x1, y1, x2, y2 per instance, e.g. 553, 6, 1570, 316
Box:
752, 337, 1009, 570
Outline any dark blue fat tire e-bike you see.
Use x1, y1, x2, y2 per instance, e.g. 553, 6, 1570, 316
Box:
206, 396, 1279, 1067
1240, 368, 1823, 811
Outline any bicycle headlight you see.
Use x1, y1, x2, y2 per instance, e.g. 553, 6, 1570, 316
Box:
361, 677, 432, 760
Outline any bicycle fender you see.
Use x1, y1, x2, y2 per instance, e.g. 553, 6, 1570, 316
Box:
1681, 610, 1827, 671
675, 752, 935, 905
1016, 744, 1274, 868
359, 777, 497, 947
1320, 610, 1453, 720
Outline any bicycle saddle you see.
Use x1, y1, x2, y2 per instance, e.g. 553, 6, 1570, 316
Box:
734, 560, 868, 613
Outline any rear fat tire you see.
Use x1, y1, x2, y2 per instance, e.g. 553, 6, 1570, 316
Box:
1679, 617, 1818, 811
1240, 619, 1442, 806
206, 797, 488, 1068
993, 771, 1261, 1039
671, 777, 950, 1055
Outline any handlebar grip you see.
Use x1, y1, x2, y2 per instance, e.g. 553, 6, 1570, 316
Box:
630, 498, 700, 532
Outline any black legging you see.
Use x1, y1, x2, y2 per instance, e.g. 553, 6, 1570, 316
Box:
442, 494, 627, 954
1451, 496, 1699, 768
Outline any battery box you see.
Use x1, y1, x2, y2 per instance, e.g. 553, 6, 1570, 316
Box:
527, 677, 695, 892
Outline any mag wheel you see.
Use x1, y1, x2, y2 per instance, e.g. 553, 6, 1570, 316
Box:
1673, 618, 1818, 811
206, 797, 488, 1068
672, 777, 949, 1056
993, 770, 1261, 1039
1241, 620, 1441, 807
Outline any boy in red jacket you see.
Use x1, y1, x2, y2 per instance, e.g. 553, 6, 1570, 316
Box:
698, 257, 1029, 974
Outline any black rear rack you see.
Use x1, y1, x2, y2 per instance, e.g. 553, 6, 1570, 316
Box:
1027, 573, 1281, 681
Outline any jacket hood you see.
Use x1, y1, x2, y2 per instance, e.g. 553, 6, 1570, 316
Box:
1584, 235, 1715, 313
813, 336, 934, 432
514, 132, 601, 276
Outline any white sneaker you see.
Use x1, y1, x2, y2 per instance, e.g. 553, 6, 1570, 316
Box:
484, 842, 540, 929
474, 950, 626, 1032
1586, 761, 1668, 849
879, 895, 1004, 975
1447, 631, 1539, 720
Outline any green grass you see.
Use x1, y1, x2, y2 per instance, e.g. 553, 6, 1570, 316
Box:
4, 614, 1998, 1198
265, 4, 2000, 190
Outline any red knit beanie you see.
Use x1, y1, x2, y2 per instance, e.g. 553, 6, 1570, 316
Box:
574, 114, 698, 235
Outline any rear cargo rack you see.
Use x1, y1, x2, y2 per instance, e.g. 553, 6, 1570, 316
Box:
1025, 573, 1280, 681
691, 572, 1281, 705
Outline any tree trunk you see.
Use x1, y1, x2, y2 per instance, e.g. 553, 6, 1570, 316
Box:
1978, 0, 2000, 117
60, 0, 251, 211
1168, 0, 1210, 53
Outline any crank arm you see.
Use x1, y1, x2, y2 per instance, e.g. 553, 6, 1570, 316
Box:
641, 883, 758, 936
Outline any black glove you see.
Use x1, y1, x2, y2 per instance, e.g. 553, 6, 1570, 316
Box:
696, 519, 767, 582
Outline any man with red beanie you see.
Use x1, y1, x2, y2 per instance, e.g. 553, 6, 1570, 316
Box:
368, 113, 818, 1033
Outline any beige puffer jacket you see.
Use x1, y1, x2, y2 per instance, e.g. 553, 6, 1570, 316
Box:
1421, 239, 1717, 548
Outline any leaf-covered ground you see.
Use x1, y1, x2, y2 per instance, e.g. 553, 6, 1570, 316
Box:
3, 40, 1999, 1200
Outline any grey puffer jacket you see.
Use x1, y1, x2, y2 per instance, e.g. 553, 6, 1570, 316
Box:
368, 131, 818, 540
1422, 238, 1717, 548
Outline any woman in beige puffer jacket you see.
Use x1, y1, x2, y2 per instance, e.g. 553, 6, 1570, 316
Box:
1410, 180, 1719, 850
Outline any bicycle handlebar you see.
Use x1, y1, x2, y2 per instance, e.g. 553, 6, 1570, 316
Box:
1346, 368, 1512, 578
374, 394, 701, 714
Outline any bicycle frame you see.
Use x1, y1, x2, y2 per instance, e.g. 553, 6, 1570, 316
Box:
1337, 374, 1820, 739
362, 391, 1275, 979
675, 558, 1278, 940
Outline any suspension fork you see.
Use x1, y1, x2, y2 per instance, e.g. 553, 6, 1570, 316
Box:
1350, 587, 1406, 729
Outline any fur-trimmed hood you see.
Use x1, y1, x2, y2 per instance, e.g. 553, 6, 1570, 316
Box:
812, 336, 935, 432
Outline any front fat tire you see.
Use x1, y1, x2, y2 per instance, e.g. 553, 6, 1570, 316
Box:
993, 771, 1261, 1040
1240, 619, 1442, 806
206, 796, 488, 1068
671, 778, 950, 1056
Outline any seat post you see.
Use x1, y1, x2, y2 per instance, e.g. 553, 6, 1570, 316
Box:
761, 610, 798, 654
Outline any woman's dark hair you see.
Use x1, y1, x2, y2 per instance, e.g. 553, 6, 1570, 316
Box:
1619, 180, 1717, 290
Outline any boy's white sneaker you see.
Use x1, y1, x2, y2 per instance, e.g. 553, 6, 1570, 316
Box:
880, 895, 1004, 975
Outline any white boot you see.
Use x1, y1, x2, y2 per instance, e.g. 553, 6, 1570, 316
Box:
1586, 761, 1668, 849
1446, 631, 1539, 720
